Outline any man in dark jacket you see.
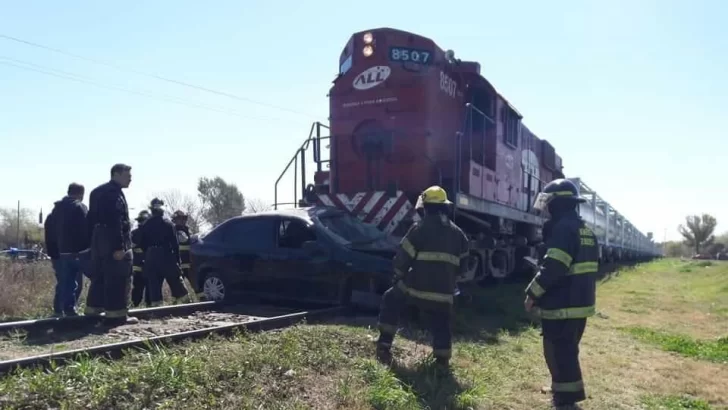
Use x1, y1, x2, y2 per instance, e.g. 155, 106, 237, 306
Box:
84, 163, 138, 326
376, 186, 470, 368
48, 183, 89, 316
43, 204, 62, 317
137, 198, 189, 306
525, 178, 600, 409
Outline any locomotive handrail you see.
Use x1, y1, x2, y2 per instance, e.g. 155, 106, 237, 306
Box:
274, 121, 330, 210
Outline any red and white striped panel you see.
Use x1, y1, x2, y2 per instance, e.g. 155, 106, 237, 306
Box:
317, 191, 420, 235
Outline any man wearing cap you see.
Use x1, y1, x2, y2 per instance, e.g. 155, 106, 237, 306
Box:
375, 185, 470, 369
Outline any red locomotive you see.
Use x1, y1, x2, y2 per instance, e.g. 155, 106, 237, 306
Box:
275, 27, 655, 282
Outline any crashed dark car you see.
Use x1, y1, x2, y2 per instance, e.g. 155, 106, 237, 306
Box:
189, 207, 399, 307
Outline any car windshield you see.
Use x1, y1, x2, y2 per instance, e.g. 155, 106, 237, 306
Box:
316, 211, 391, 246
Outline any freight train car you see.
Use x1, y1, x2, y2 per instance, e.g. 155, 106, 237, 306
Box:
274, 27, 661, 283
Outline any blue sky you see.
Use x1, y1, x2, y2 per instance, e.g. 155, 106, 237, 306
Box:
0, 0, 725, 242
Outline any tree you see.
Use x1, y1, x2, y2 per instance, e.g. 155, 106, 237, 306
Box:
664, 241, 690, 258
197, 176, 246, 227
0, 207, 43, 248
244, 197, 272, 214
706, 231, 728, 256
678, 214, 717, 255
149, 189, 204, 234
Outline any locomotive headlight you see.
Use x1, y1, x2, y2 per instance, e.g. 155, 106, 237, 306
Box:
363, 32, 373, 44
362, 45, 374, 57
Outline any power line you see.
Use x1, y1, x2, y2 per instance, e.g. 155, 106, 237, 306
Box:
0, 57, 309, 125
0, 33, 321, 120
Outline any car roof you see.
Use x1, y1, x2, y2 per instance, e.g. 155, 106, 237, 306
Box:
210, 206, 349, 231
222, 206, 342, 224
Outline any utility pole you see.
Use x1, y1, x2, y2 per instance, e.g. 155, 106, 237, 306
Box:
16, 200, 20, 247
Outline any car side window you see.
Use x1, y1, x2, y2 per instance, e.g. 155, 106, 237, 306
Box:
221, 218, 276, 249
278, 218, 316, 249
202, 223, 227, 243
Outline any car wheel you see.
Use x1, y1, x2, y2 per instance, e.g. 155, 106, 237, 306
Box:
203, 273, 227, 301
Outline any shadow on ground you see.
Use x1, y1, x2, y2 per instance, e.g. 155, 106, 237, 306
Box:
334, 261, 643, 349
391, 357, 471, 409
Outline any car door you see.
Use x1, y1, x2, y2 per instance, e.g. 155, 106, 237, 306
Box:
275, 217, 340, 303
218, 217, 277, 295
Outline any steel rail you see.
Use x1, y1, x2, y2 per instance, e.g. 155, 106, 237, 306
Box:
0, 301, 232, 334
0, 306, 348, 376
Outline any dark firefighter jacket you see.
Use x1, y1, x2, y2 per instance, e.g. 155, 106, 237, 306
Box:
131, 227, 144, 273
43, 211, 60, 260
393, 213, 470, 307
526, 210, 599, 320
174, 225, 191, 270
137, 214, 181, 264
50, 196, 90, 254
87, 181, 131, 251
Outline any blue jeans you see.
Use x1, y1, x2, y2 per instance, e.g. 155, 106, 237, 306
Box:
52, 254, 84, 314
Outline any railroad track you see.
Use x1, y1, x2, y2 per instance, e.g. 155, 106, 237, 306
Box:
0, 301, 229, 335
0, 305, 347, 376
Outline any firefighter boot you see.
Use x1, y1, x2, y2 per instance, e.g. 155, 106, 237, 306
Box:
434, 356, 451, 376
376, 345, 393, 366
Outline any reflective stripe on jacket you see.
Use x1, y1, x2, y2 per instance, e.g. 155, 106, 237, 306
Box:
526, 211, 599, 320
393, 214, 469, 307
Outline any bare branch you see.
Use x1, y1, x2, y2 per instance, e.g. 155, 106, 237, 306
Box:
244, 197, 272, 214
149, 189, 204, 234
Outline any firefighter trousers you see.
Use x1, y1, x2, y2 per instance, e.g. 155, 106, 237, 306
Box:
85, 225, 133, 319
376, 284, 453, 361
143, 247, 188, 305
181, 267, 203, 296
542, 318, 588, 405
131, 270, 151, 307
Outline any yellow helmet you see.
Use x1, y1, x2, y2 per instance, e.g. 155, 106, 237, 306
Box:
420, 185, 452, 205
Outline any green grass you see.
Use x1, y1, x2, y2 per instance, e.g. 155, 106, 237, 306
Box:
0, 260, 191, 320
624, 327, 728, 363
1, 258, 727, 409
641, 394, 714, 410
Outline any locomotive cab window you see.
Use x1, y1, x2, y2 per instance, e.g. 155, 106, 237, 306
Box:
502, 107, 520, 148
469, 89, 495, 133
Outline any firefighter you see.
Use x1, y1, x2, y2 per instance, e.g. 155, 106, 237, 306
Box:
131, 210, 151, 307
376, 185, 470, 368
524, 178, 600, 409
84, 163, 139, 326
138, 198, 189, 306
172, 210, 204, 300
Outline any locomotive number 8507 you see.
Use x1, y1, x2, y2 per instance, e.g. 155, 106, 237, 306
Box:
440, 71, 457, 99
389, 47, 432, 64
